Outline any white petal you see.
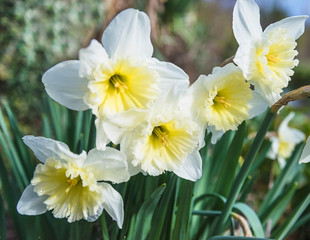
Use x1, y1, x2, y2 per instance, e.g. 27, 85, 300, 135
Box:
79, 39, 109, 77
22, 135, 86, 164
174, 150, 202, 181
233, 0, 263, 44
102, 109, 148, 144
278, 156, 286, 169
279, 112, 305, 144
248, 90, 269, 119
86, 205, 104, 222
120, 134, 143, 176
102, 9, 153, 59
84, 148, 130, 183
263, 16, 308, 40
100, 183, 124, 229
150, 85, 182, 116
299, 137, 310, 164
234, 43, 258, 80
147, 58, 189, 94
207, 125, 224, 144
95, 118, 110, 150
17, 184, 48, 215
253, 84, 282, 107
42, 60, 89, 111
267, 137, 279, 160
198, 125, 207, 148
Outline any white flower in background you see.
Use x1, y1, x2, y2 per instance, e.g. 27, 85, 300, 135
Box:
268, 112, 305, 168
42, 9, 189, 149
17, 136, 129, 228
180, 63, 267, 144
233, 0, 308, 105
101, 87, 202, 181
299, 137, 310, 164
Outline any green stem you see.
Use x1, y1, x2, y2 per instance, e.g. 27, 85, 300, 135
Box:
192, 210, 222, 216
213, 110, 275, 235
101, 213, 110, 240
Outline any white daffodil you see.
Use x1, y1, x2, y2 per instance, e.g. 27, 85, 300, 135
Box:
268, 112, 305, 168
233, 0, 308, 105
101, 87, 202, 181
17, 136, 129, 228
299, 137, 310, 164
42, 9, 189, 149
180, 63, 267, 144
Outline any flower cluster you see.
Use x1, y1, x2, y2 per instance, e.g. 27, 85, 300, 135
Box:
17, 0, 308, 227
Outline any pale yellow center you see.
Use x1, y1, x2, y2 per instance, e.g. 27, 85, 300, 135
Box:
255, 28, 298, 91
213, 95, 231, 109
65, 176, 81, 194
109, 74, 129, 93
278, 139, 295, 159
134, 119, 199, 175
152, 126, 169, 147
86, 58, 160, 115
204, 71, 252, 132
266, 54, 281, 64
31, 158, 103, 222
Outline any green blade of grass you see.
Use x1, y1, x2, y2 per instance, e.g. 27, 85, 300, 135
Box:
0, 194, 6, 240
215, 122, 246, 197
271, 194, 310, 240
133, 183, 166, 240
172, 179, 194, 240
147, 174, 177, 240
208, 237, 274, 240
100, 213, 110, 240
259, 143, 303, 216
260, 181, 297, 227
213, 110, 275, 235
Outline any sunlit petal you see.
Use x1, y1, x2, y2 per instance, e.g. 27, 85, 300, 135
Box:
42, 61, 89, 111
102, 9, 153, 59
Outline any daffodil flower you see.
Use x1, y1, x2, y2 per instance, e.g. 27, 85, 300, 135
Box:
268, 112, 305, 168
42, 9, 189, 149
299, 137, 310, 164
100, 87, 202, 181
180, 63, 267, 144
233, 0, 308, 105
17, 136, 129, 228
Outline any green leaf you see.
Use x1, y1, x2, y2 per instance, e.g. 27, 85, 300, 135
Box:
194, 193, 227, 206
100, 213, 110, 240
233, 202, 265, 238
287, 212, 310, 235
192, 210, 222, 216
0, 194, 6, 240
147, 174, 177, 240
259, 143, 303, 216
133, 183, 166, 240
213, 110, 275, 235
172, 179, 194, 240
271, 194, 310, 240
208, 237, 273, 240
260, 181, 297, 227
215, 122, 246, 196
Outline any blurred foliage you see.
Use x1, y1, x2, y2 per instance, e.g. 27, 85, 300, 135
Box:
0, 0, 105, 122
